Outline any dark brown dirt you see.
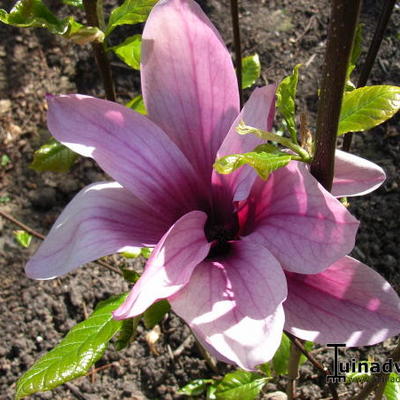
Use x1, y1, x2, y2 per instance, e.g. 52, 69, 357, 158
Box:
0, 1, 399, 399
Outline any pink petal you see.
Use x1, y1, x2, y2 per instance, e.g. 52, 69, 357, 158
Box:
47, 94, 209, 219
212, 85, 277, 205
284, 256, 400, 345
332, 149, 386, 197
169, 240, 287, 370
141, 0, 239, 179
26, 182, 169, 279
242, 161, 359, 274
113, 211, 210, 319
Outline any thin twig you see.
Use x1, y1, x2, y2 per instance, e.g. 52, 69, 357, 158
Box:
0, 210, 122, 276
82, 0, 116, 101
342, 0, 397, 152
354, 341, 400, 400
85, 361, 119, 376
0, 209, 45, 239
310, 0, 362, 191
285, 332, 339, 400
193, 336, 219, 374
230, 0, 243, 107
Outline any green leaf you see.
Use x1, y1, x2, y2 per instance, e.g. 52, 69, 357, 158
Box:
0, 195, 11, 204
114, 316, 141, 350
121, 268, 140, 283
384, 373, 400, 400
1, 154, 10, 167
0, 1, 102, 44
64, 18, 104, 45
143, 300, 170, 329
272, 334, 290, 375
345, 24, 363, 92
13, 230, 33, 248
276, 64, 301, 142
214, 146, 291, 180
338, 85, 400, 135
16, 294, 127, 399
241, 54, 261, 89
111, 34, 141, 70
30, 138, 78, 173
346, 361, 371, 382
214, 370, 268, 400
0, 0, 69, 34
105, 0, 157, 36
62, 0, 83, 8
178, 379, 215, 396
141, 247, 152, 258
126, 95, 147, 115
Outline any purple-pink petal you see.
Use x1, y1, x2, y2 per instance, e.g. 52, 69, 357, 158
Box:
47, 94, 209, 220
169, 240, 287, 370
332, 149, 386, 197
242, 161, 359, 274
113, 211, 210, 319
141, 0, 239, 179
26, 182, 168, 279
284, 256, 400, 345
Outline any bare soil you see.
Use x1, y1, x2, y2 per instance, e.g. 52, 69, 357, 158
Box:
0, 1, 399, 399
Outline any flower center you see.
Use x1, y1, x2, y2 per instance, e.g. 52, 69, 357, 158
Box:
205, 214, 239, 259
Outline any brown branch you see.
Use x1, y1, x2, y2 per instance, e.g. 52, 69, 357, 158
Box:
285, 332, 339, 400
342, 0, 397, 152
0, 209, 45, 240
0, 210, 122, 276
230, 0, 243, 107
310, 0, 362, 191
82, 0, 116, 102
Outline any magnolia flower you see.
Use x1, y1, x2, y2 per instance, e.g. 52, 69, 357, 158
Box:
26, 0, 399, 370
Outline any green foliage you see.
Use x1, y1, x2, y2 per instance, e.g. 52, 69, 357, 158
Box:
143, 300, 170, 329
178, 379, 214, 396
16, 294, 127, 399
338, 85, 400, 135
345, 24, 363, 91
1, 154, 10, 167
214, 144, 291, 180
211, 370, 269, 400
62, 0, 83, 7
0, 0, 68, 34
384, 374, 400, 400
121, 246, 151, 258
64, 18, 104, 45
0, 195, 11, 204
111, 34, 142, 70
271, 334, 290, 375
13, 230, 33, 248
0, 0, 103, 44
126, 95, 147, 115
241, 54, 261, 89
30, 138, 78, 173
121, 268, 140, 283
270, 334, 313, 375
114, 316, 141, 350
276, 64, 301, 142
105, 0, 157, 36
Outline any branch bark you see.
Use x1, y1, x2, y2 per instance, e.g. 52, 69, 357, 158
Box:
342, 0, 397, 151
310, 0, 362, 191
230, 0, 243, 107
83, 0, 116, 102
